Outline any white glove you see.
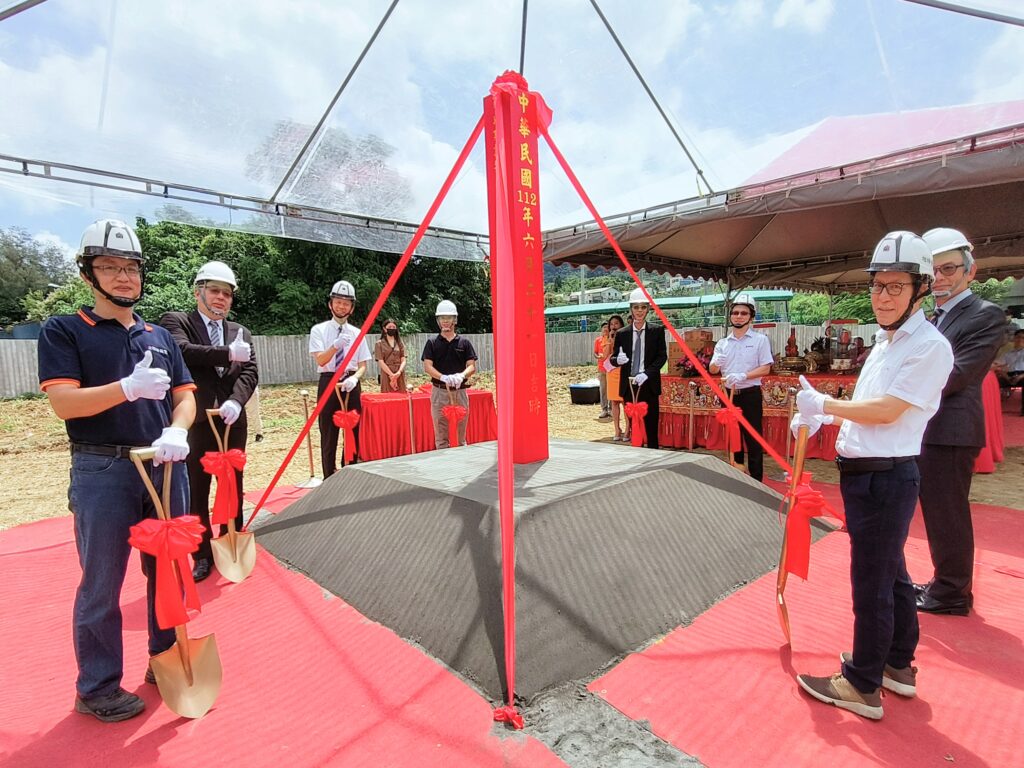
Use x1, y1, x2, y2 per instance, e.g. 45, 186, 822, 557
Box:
449, 372, 465, 388
219, 399, 242, 425
152, 426, 189, 465
724, 372, 746, 388
615, 347, 629, 366
796, 374, 829, 418
790, 412, 825, 439
227, 329, 251, 363
633, 372, 648, 387
120, 350, 171, 402
332, 333, 348, 351
339, 376, 358, 393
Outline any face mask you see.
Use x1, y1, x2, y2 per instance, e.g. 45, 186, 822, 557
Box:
386, 328, 398, 337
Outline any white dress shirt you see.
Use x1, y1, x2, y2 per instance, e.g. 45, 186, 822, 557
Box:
835, 310, 953, 458
308, 320, 372, 374
711, 330, 774, 389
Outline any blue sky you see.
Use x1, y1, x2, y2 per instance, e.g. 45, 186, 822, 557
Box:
1, 0, 1022, 260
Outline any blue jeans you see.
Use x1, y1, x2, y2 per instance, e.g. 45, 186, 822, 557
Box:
839, 460, 920, 693
69, 453, 189, 698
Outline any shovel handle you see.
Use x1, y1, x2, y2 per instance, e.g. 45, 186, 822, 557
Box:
205, 409, 231, 453
129, 448, 172, 522
776, 424, 810, 643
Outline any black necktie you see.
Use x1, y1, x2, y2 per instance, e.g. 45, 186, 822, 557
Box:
931, 308, 943, 327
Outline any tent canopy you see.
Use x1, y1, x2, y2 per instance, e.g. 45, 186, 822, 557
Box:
544, 289, 793, 318
1, 1, 1023, 275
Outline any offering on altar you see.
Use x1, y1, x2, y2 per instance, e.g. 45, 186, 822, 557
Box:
785, 329, 799, 357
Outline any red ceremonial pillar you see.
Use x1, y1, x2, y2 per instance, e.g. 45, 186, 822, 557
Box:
485, 71, 550, 464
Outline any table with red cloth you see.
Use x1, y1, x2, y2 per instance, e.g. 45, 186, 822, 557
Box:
974, 370, 1005, 473
658, 374, 856, 461
358, 389, 498, 461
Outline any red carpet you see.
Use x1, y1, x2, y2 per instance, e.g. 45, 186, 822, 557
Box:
243, 484, 313, 515
591, 488, 1024, 768
0, 517, 564, 768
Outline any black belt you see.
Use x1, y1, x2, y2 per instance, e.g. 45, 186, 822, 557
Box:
320, 371, 355, 381
70, 442, 147, 459
431, 379, 468, 390
835, 455, 916, 474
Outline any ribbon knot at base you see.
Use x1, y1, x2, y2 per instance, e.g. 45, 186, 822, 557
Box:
128, 516, 204, 629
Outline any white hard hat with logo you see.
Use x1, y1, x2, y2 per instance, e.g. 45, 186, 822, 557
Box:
77, 219, 143, 266
330, 280, 356, 300
868, 231, 934, 281
922, 227, 973, 257
731, 292, 757, 313
436, 299, 458, 316
195, 261, 237, 288
628, 287, 649, 305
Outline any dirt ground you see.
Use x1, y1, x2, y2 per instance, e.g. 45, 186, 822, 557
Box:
1, 365, 1021, 530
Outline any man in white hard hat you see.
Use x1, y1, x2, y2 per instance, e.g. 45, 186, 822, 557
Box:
793, 232, 953, 720
610, 287, 667, 449
422, 300, 478, 449
309, 280, 371, 475
38, 219, 197, 722
160, 261, 258, 582
914, 227, 1005, 616
708, 292, 774, 481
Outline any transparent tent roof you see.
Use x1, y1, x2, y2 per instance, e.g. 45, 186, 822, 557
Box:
1, 0, 1022, 263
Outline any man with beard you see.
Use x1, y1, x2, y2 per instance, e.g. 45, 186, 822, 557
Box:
308, 280, 372, 476
708, 293, 773, 481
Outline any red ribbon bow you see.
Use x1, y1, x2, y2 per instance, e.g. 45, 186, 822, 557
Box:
441, 404, 468, 447
714, 407, 742, 452
623, 401, 648, 447
493, 704, 524, 730
781, 472, 844, 580
128, 516, 205, 629
332, 409, 361, 465
200, 449, 247, 526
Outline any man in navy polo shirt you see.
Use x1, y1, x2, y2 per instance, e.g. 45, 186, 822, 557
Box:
37, 219, 197, 723
422, 299, 477, 449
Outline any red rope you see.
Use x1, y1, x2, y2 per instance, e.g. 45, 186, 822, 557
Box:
243, 115, 485, 530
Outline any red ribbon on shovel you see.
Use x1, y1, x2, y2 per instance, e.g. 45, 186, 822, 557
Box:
332, 409, 360, 465
714, 407, 742, 452
780, 471, 845, 580
441, 404, 467, 447
200, 449, 247, 526
624, 401, 648, 447
128, 516, 205, 629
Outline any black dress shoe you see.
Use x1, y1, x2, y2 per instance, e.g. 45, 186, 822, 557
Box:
912, 582, 930, 597
916, 593, 970, 616
192, 558, 212, 582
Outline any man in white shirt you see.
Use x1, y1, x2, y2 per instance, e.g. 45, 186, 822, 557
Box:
709, 293, 774, 481
308, 280, 372, 476
793, 232, 953, 721
995, 329, 1024, 389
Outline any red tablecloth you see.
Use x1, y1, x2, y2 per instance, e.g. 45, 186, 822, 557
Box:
974, 371, 1005, 473
658, 413, 841, 461
359, 389, 497, 461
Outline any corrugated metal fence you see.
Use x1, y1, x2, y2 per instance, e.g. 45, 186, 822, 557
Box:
2, 325, 878, 398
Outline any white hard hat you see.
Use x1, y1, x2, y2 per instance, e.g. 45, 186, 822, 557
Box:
732, 293, 757, 313
628, 287, 649, 305
436, 299, 458, 316
868, 231, 934, 281
194, 260, 237, 288
922, 227, 973, 257
77, 219, 142, 265
330, 280, 356, 300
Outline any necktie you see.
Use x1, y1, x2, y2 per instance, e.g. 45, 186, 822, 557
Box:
209, 321, 225, 376
631, 328, 643, 376
931, 308, 944, 327
333, 329, 347, 370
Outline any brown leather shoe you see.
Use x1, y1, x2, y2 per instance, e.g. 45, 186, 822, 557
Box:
841, 652, 916, 697
796, 672, 883, 720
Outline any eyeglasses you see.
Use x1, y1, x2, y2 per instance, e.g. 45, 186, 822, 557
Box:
867, 281, 914, 296
935, 263, 965, 277
93, 264, 141, 277
631, 304, 649, 310
730, 310, 751, 316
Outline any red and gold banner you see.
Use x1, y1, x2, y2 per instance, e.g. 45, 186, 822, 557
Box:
485, 71, 550, 465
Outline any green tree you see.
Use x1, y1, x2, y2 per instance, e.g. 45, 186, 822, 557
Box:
1, 227, 73, 325
788, 292, 830, 324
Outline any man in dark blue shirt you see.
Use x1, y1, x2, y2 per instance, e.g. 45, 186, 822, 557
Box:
421, 300, 477, 449
38, 219, 196, 723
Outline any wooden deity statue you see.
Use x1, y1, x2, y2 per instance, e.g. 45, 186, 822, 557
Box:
785, 328, 799, 357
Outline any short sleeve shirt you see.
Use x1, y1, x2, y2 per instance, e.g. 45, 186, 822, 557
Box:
835, 310, 953, 458
308, 320, 372, 374
711, 330, 774, 388
38, 307, 196, 445
421, 335, 478, 383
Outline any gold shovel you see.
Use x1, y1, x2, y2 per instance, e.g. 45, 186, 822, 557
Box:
776, 424, 810, 645
130, 448, 222, 719
406, 384, 417, 454
207, 409, 257, 583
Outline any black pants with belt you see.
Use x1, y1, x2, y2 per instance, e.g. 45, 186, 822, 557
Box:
838, 457, 920, 693
730, 386, 764, 481
318, 372, 361, 478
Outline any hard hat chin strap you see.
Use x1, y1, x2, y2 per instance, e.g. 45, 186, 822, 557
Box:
82, 262, 144, 308
878, 278, 930, 331
197, 284, 229, 319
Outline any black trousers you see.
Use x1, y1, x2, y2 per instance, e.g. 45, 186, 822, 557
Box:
186, 419, 246, 561
318, 372, 362, 478
917, 443, 980, 603
730, 386, 764, 481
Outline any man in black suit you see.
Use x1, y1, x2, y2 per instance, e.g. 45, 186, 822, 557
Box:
611, 287, 667, 449
915, 228, 1004, 616
160, 261, 258, 582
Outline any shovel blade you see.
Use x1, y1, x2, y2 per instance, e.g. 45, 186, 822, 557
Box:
210, 530, 257, 583
151, 633, 222, 719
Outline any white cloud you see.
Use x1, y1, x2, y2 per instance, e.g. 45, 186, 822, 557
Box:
970, 26, 1024, 104
32, 231, 77, 261
772, 0, 834, 33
